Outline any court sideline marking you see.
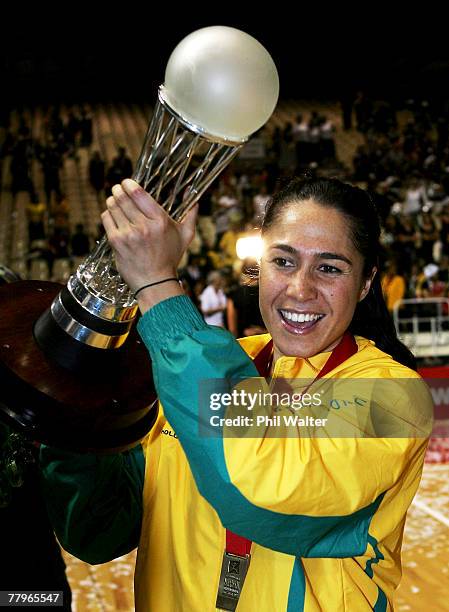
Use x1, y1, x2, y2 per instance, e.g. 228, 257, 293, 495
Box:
412, 497, 449, 529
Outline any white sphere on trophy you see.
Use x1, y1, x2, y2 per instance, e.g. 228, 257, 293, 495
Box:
160, 25, 280, 143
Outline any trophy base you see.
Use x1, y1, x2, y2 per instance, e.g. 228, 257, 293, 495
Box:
0, 281, 158, 453
33, 304, 128, 374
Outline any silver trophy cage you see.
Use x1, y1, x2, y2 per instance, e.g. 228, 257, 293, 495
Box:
34, 26, 279, 364
78, 89, 244, 313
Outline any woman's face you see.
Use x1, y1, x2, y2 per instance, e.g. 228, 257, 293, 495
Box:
259, 200, 374, 360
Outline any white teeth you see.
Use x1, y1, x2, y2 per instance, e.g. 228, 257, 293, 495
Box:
280, 310, 322, 323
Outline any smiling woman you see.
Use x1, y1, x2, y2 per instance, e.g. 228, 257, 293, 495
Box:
259, 177, 414, 368
40, 177, 433, 612
261, 198, 372, 361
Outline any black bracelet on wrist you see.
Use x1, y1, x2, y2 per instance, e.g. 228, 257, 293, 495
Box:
133, 277, 179, 300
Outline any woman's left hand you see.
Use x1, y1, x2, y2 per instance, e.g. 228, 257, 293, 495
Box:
101, 179, 198, 294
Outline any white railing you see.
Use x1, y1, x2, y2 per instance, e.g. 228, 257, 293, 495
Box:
393, 298, 449, 358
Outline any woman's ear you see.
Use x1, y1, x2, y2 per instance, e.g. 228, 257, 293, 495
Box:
359, 267, 377, 302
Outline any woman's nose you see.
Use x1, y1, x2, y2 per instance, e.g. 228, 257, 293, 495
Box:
285, 270, 318, 301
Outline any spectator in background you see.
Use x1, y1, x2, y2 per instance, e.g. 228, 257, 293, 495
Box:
437, 254, 449, 288
226, 270, 266, 337
199, 270, 227, 327
89, 151, 106, 201
236, 172, 253, 208
380, 214, 400, 257
0, 128, 16, 158
13, 125, 35, 165
381, 260, 406, 314
278, 124, 296, 175
105, 147, 133, 196
252, 183, 270, 226
113, 146, 133, 180
40, 140, 62, 205
308, 111, 322, 163
340, 91, 354, 131
46, 107, 65, 148
71, 223, 91, 258
50, 193, 70, 232
354, 91, 372, 133
79, 107, 93, 148
403, 176, 426, 216
353, 145, 371, 182
397, 216, 419, 269
213, 184, 241, 244
27, 238, 55, 279
49, 226, 70, 262
292, 113, 311, 166
217, 213, 244, 269
418, 210, 439, 263
182, 254, 204, 291
407, 262, 421, 298
65, 108, 81, 159
11, 139, 35, 200
105, 162, 123, 196
440, 206, 449, 257
26, 196, 47, 245
268, 126, 282, 161
320, 115, 336, 160
416, 263, 444, 298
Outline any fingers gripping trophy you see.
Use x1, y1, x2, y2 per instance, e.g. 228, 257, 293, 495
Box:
0, 27, 279, 451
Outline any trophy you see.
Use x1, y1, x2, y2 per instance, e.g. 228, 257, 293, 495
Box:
0, 26, 279, 451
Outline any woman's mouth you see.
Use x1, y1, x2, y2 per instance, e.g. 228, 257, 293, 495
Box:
278, 309, 325, 333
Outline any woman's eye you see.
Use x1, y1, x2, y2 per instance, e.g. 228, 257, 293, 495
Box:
319, 264, 342, 274
272, 257, 294, 268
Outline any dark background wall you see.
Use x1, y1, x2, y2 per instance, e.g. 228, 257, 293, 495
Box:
0, 10, 446, 106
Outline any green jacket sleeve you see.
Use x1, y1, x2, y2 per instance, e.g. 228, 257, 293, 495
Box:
39, 443, 145, 564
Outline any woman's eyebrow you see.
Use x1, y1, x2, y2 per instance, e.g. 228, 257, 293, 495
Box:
269, 244, 352, 265
269, 243, 297, 254
319, 252, 352, 265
